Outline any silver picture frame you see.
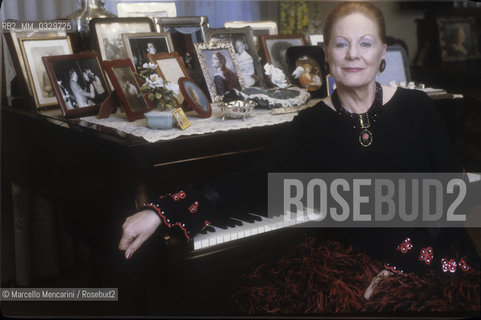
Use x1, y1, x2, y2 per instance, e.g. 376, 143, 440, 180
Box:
205, 27, 266, 88
157, 16, 209, 44
194, 41, 246, 102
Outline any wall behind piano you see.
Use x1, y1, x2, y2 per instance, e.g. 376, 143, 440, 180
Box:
0, 0, 277, 27
1, 0, 426, 64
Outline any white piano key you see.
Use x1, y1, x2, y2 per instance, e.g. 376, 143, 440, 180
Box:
208, 237, 217, 246
194, 240, 202, 250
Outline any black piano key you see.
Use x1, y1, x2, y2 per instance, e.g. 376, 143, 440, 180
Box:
228, 211, 258, 223
246, 213, 263, 222
210, 216, 242, 229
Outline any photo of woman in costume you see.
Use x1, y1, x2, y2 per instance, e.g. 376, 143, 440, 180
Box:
209, 50, 241, 96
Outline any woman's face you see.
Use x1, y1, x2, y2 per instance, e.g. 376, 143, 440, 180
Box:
212, 54, 220, 68
326, 13, 386, 89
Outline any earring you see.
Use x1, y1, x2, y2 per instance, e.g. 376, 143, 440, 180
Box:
379, 59, 386, 74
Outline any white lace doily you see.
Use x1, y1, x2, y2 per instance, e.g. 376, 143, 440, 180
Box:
79, 100, 319, 143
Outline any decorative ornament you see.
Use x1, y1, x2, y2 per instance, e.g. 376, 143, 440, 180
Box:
264, 63, 288, 88
418, 247, 434, 265
331, 82, 383, 148
396, 237, 413, 254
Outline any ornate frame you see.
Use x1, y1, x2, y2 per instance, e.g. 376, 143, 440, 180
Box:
194, 41, 246, 102
205, 27, 266, 88
436, 16, 481, 62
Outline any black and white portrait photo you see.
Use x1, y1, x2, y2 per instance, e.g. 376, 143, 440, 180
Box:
49, 58, 109, 110
123, 33, 173, 69
206, 27, 265, 88
112, 66, 149, 112
91, 18, 154, 61
43, 53, 110, 118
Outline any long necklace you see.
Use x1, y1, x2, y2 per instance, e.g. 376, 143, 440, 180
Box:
331, 82, 383, 147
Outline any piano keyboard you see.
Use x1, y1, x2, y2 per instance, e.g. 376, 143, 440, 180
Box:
193, 212, 308, 251
192, 173, 481, 252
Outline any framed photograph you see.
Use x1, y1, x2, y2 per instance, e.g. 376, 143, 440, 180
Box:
375, 46, 411, 85
18, 36, 73, 108
117, 2, 177, 32
43, 52, 110, 118
436, 16, 481, 62
122, 32, 174, 70
286, 46, 327, 98
224, 21, 278, 49
172, 108, 191, 130
157, 16, 208, 44
4, 24, 68, 96
156, 16, 209, 72
260, 34, 306, 76
89, 17, 155, 61
103, 58, 153, 121
178, 77, 212, 118
148, 52, 190, 105
194, 41, 245, 102
205, 27, 266, 88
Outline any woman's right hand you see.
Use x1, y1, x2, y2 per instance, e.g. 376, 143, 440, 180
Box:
118, 209, 162, 259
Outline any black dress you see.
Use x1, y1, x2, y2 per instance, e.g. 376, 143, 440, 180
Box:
143, 87, 478, 275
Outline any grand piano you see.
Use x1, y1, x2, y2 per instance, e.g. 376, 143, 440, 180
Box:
2, 101, 321, 316
2, 93, 476, 317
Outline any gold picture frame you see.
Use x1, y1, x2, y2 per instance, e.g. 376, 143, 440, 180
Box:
4, 26, 67, 95
19, 36, 73, 108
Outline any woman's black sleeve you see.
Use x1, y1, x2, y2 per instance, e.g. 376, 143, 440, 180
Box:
141, 108, 314, 240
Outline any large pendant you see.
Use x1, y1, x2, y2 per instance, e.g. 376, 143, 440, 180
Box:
359, 128, 373, 147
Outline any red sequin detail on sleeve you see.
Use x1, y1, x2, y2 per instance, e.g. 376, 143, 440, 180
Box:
418, 246, 434, 265
458, 258, 471, 272
189, 201, 199, 214
441, 258, 457, 273
396, 237, 413, 254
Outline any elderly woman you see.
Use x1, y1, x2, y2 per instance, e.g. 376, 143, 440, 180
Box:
118, 2, 477, 311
